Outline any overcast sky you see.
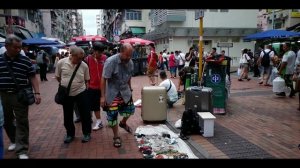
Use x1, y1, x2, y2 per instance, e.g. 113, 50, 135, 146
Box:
81, 10, 100, 35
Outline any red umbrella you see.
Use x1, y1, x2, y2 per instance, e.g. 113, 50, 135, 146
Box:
120, 37, 154, 46
71, 35, 108, 42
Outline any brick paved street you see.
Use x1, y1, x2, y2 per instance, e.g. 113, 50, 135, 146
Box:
3, 71, 300, 159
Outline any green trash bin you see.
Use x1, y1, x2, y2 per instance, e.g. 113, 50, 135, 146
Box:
204, 62, 227, 114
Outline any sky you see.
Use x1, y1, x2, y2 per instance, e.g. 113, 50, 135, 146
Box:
81, 10, 100, 35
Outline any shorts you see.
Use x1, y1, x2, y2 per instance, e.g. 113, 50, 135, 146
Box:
104, 96, 135, 127
170, 67, 176, 74
87, 88, 101, 111
262, 66, 272, 75
147, 66, 157, 76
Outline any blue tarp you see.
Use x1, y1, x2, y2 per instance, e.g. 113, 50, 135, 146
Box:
243, 30, 300, 41
23, 38, 59, 45
39, 44, 65, 49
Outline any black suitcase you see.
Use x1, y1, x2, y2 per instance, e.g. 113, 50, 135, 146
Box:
185, 86, 213, 113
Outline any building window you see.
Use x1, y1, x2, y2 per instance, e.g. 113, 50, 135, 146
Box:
232, 37, 240, 42
125, 10, 142, 20
220, 9, 229, 12
209, 9, 218, 12
220, 37, 228, 42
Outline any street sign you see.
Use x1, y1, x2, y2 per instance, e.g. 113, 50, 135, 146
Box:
211, 74, 221, 84
217, 42, 233, 48
195, 10, 204, 20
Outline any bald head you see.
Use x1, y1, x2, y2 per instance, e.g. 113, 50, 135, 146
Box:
120, 43, 133, 63
69, 46, 84, 64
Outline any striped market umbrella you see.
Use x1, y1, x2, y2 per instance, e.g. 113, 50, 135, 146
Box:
120, 37, 154, 46
71, 35, 108, 42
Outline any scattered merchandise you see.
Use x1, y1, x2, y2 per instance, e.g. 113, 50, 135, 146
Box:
135, 125, 198, 159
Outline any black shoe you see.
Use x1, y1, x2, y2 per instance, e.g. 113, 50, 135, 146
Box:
276, 92, 286, 97
289, 92, 296, 98
81, 134, 91, 143
44, 79, 48, 81
74, 118, 81, 123
64, 135, 74, 144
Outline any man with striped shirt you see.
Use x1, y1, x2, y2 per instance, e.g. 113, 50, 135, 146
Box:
0, 35, 41, 159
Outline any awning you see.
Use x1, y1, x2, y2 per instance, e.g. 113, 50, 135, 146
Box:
130, 27, 145, 35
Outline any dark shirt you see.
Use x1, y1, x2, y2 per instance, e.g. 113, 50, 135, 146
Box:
185, 52, 198, 67
0, 53, 35, 91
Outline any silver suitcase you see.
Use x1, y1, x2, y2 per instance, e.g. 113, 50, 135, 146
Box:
141, 86, 167, 122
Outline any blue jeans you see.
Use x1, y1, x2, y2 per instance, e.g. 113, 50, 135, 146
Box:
0, 127, 3, 159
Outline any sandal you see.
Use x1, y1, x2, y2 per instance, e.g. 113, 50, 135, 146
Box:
119, 122, 132, 133
113, 137, 122, 148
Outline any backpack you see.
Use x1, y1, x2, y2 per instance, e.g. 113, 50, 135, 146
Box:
261, 50, 271, 67
36, 51, 45, 64
180, 108, 201, 139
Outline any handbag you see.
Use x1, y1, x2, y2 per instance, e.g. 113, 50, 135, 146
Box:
55, 61, 82, 105
3, 55, 35, 106
295, 77, 300, 92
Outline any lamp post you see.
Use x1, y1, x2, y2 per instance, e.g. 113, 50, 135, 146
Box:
195, 9, 204, 80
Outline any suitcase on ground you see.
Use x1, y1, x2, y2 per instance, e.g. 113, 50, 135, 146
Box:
185, 86, 213, 113
141, 86, 167, 122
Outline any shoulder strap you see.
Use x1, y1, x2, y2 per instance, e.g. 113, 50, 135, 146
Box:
66, 61, 82, 94
2, 54, 21, 90
167, 79, 172, 92
267, 50, 272, 55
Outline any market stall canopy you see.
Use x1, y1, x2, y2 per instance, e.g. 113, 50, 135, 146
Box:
23, 38, 60, 45
120, 37, 154, 46
71, 35, 108, 42
41, 37, 66, 45
39, 44, 65, 49
243, 29, 300, 41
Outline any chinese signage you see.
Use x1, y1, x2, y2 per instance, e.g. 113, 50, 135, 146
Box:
291, 9, 300, 18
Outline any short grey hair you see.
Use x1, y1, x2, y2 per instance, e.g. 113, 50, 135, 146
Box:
120, 43, 133, 52
70, 46, 84, 57
5, 34, 22, 45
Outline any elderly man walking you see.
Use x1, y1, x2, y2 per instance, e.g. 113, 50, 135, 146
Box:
55, 46, 91, 143
101, 43, 135, 148
0, 35, 41, 159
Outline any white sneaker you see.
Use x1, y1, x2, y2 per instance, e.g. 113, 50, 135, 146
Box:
258, 77, 262, 80
8, 143, 16, 151
18, 154, 29, 159
92, 122, 103, 131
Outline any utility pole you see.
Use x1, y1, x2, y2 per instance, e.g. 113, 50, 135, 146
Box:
195, 9, 204, 80
199, 16, 203, 80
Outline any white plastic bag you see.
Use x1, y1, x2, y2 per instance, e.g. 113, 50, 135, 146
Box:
237, 68, 241, 77
175, 119, 182, 128
272, 77, 286, 93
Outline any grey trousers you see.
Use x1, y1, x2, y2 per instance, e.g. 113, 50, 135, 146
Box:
0, 92, 29, 155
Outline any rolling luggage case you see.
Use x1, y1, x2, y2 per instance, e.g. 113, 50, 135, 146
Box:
141, 86, 167, 122
185, 86, 213, 113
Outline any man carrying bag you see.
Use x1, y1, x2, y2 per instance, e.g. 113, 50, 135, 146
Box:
0, 35, 41, 159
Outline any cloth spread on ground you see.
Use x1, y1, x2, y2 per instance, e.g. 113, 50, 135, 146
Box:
135, 125, 198, 159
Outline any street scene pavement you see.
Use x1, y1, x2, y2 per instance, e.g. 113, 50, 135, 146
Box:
3, 70, 300, 159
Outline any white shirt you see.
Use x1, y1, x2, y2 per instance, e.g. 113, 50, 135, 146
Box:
162, 52, 168, 62
159, 79, 178, 102
282, 50, 296, 75
178, 53, 185, 65
239, 53, 250, 64
296, 50, 300, 66
0, 46, 26, 56
260, 49, 275, 66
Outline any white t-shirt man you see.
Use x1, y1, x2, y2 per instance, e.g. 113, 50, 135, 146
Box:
162, 52, 168, 62
159, 79, 178, 102
282, 50, 296, 75
239, 53, 251, 64
178, 52, 185, 66
260, 49, 275, 66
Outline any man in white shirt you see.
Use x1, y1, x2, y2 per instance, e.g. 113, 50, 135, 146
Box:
159, 71, 178, 108
258, 45, 275, 85
277, 43, 296, 97
162, 50, 169, 71
178, 51, 185, 72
